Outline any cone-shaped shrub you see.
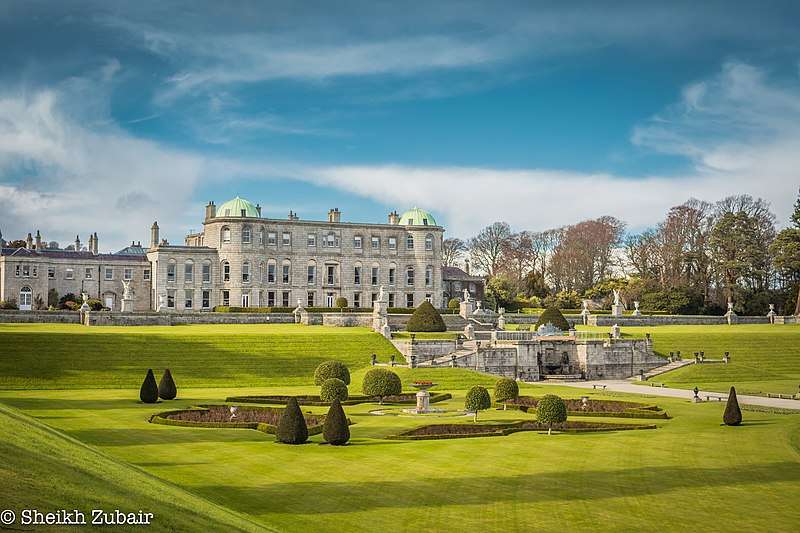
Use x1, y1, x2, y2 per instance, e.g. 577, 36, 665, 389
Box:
362, 368, 402, 404
494, 378, 519, 409
723, 386, 742, 426
323, 399, 350, 445
276, 397, 308, 444
139, 369, 159, 403
158, 368, 177, 400
537, 394, 567, 434
535, 307, 570, 332
406, 301, 446, 332
314, 360, 351, 385
320, 378, 349, 403
465, 385, 491, 422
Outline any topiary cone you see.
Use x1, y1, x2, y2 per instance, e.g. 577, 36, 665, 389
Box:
276, 397, 308, 444
158, 368, 177, 400
139, 369, 159, 403
723, 386, 742, 426
406, 301, 446, 332
323, 399, 350, 445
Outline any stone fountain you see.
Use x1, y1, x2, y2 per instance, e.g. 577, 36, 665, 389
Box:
402, 381, 445, 414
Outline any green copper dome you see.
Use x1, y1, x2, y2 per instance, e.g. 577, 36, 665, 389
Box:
398, 207, 437, 226
217, 196, 260, 218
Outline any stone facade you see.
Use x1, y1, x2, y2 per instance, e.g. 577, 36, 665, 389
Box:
442, 264, 485, 308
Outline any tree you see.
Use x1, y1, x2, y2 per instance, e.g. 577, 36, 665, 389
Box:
770, 189, 800, 315
158, 369, 177, 400
468, 222, 512, 277
442, 238, 467, 267
537, 394, 567, 435
276, 397, 308, 444
447, 298, 460, 310
320, 377, 349, 403
406, 301, 446, 332
323, 399, 350, 445
334, 296, 348, 310
314, 361, 351, 386
6, 239, 27, 249
723, 386, 742, 426
493, 378, 519, 409
362, 368, 402, 404
47, 289, 59, 308
535, 307, 570, 331
499, 231, 538, 290
484, 276, 516, 311
549, 217, 625, 292
139, 369, 159, 403
464, 386, 491, 422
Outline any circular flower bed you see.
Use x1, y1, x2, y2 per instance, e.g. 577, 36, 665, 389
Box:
149, 404, 327, 435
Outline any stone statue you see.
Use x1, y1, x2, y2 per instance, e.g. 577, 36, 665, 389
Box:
463, 288, 471, 302
612, 289, 620, 306
122, 279, 134, 300
81, 292, 88, 305
158, 293, 166, 310
378, 285, 386, 301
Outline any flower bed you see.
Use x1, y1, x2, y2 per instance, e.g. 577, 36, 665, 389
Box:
149, 405, 328, 435
388, 420, 657, 440
226, 392, 452, 406
504, 396, 668, 419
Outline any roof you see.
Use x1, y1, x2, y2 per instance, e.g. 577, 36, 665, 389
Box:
0, 247, 147, 262
114, 243, 147, 255
442, 266, 484, 281
398, 207, 437, 226
217, 196, 260, 218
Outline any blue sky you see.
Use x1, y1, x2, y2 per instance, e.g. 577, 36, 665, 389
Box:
1, 1, 799, 251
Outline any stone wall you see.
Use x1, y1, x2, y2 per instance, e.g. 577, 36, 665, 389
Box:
83, 311, 296, 326
321, 313, 373, 327
394, 339, 461, 363
0, 310, 81, 323
586, 315, 771, 326
386, 313, 467, 331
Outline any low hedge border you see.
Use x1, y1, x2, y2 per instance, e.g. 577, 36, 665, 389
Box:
148, 405, 332, 436
212, 306, 459, 314
387, 420, 657, 440
503, 404, 670, 419
226, 392, 453, 406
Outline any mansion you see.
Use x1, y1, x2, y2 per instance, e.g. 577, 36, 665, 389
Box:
0, 197, 481, 312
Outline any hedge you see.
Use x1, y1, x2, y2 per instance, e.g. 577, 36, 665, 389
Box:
320, 378, 349, 403
406, 301, 447, 332
226, 393, 452, 406
314, 360, 351, 386
507, 404, 669, 419
387, 420, 657, 440
148, 406, 326, 435
212, 305, 459, 314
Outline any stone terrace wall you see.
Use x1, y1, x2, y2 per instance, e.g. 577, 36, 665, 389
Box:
587, 315, 771, 326
394, 339, 461, 363
0, 310, 81, 324
85, 312, 296, 326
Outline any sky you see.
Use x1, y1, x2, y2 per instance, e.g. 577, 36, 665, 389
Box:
1, 0, 799, 252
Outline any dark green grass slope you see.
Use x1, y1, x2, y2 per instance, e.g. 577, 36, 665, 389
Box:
0, 324, 398, 389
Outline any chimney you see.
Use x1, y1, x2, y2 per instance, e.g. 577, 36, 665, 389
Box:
26, 232, 34, 250
35, 230, 42, 250
288, 210, 299, 221
0, 229, 5, 248
388, 211, 400, 225
92, 232, 99, 254
464, 259, 471, 275
88, 234, 94, 254
75, 235, 81, 252
328, 208, 341, 223
256, 204, 262, 217
150, 221, 160, 249
205, 201, 216, 221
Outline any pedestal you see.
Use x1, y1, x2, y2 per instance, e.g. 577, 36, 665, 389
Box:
416, 390, 430, 413
611, 304, 624, 318
121, 298, 134, 313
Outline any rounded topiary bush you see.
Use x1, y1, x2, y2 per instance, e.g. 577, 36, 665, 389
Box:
158, 368, 177, 400
448, 298, 460, 310
320, 377, 349, 403
323, 399, 350, 445
494, 378, 519, 408
362, 368, 402, 404
464, 385, 491, 422
723, 386, 742, 426
406, 301, 446, 332
314, 360, 351, 386
139, 369, 159, 403
335, 297, 348, 309
276, 397, 308, 444
537, 394, 567, 434
535, 307, 570, 332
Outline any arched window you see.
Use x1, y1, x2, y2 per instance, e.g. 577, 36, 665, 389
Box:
388, 262, 397, 285
307, 260, 317, 285
242, 261, 251, 283
425, 265, 433, 287
222, 260, 230, 282
406, 266, 414, 286
19, 286, 32, 310
184, 260, 194, 282
354, 262, 362, 285
267, 259, 277, 283
406, 233, 414, 250
425, 234, 433, 251
242, 225, 252, 244
281, 260, 291, 284
371, 262, 380, 286
167, 260, 176, 282
221, 226, 231, 243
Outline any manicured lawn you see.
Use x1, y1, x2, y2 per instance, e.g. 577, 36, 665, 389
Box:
392, 331, 460, 340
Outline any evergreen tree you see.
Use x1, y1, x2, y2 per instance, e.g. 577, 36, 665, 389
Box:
464, 386, 491, 422
323, 399, 350, 445
406, 301, 446, 332
276, 397, 309, 444
535, 307, 570, 331
158, 369, 177, 400
139, 369, 159, 403
494, 378, 519, 410
537, 394, 567, 435
723, 386, 742, 426
362, 368, 402, 404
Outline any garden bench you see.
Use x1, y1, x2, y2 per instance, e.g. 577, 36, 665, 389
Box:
592, 384, 607, 390
705, 395, 725, 402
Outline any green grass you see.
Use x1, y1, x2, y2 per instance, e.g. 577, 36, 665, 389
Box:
392, 331, 459, 340
0, 323, 399, 389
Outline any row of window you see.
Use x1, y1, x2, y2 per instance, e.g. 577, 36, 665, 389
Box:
163, 289, 432, 309
15, 264, 150, 281
220, 226, 435, 252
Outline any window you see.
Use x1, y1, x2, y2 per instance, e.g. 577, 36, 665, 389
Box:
202, 263, 211, 283
425, 266, 433, 287
282, 232, 291, 246
241, 292, 250, 307
307, 233, 316, 247
389, 266, 396, 285
307, 264, 316, 284
353, 293, 361, 308
123, 268, 133, 281
371, 266, 379, 286
242, 226, 252, 244
65, 268, 74, 280
282, 291, 290, 307
354, 266, 361, 285
268, 263, 276, 283
14, 265, 20, 277
242, 262, 251, 283
184, 262, 193, 282
48, 267, 55, 279
406, 293, 414, 308
222, 226, 231, 243
425, 293, 433, 303
388, 293, 395, 307
425, 234, 433, 251
371, 293, 377, 304
282, 263, 290, 284
85, 267, 93, 280
19, 286, 32, 310
268, 291, 276, 307
268, 232, 277, 245
184, 289, 193, 309
307, 291, 315, 307
326, 265, 335, 285
222, 290, 230, 306
406, 267, 414, 286
202, 290, 210, 309
323, 233, 337, 248
143, 268, 150, 281
167, 262, 176, 282
32, 265, 37, 278
371, 236, 380, 250
104, 267, 113, 281
406, 234, 414, 250
354, 235, 362, 249
167, 290, 175, 308
222, 261, 230, 282
388, 237, 397, 250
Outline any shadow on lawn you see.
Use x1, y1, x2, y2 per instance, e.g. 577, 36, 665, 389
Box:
68, 428, 272, 446
194, 462, 800, 515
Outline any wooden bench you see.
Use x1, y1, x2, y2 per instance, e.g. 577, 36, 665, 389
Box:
592, 384, 607, 390
705, 395, 726, 402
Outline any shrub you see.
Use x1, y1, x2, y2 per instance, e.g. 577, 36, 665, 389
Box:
139, 369, 159, 403
64, 301, 79, 311
362, 368, 402, 404
47, 289, 59, 308
537, 394, 567, 434
87, 298, 103, 311
320, 378, 349, 403
33, 295, 46, 310
494, 378, 519, 409
323, 399, 350, 445
276, 397, 308, 444
406, 301, 446, 332
0, 298, 18, 310
535, 307, 570, 332
314, 360, 351, 386
448, 298, 460, 310
158, 369, 177, 400
723, 386, 742, 426
464, 386, 491, 422
58, 293, 78, 309
334, 297, 348, 309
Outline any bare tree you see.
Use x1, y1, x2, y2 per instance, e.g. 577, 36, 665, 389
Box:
441, 238, 467, 267
468, 222, 512, 277
499, 232, 537, 289
549, 217, 625, 292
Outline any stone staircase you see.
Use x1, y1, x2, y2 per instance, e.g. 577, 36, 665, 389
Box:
640, 359, 694, 380
417, 342, 478, 367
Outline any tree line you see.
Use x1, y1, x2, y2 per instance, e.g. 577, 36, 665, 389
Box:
444, 191, 800, 316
